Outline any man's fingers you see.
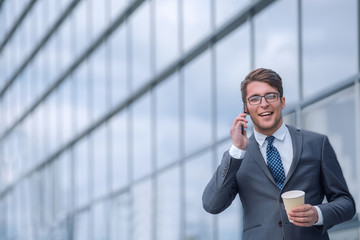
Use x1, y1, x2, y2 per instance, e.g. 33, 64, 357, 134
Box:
290, 204, 312, 213
231, 115, 248, 130
288, 204, 318, 227
231, 121, 247, 135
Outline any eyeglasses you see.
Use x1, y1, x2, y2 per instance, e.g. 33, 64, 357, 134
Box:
247, 93, 280, 106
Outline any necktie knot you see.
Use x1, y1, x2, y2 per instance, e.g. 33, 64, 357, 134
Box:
266, 136, 275, 146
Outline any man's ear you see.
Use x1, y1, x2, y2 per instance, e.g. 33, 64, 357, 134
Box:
244, 104, 248, 114
281, 97, 286, 110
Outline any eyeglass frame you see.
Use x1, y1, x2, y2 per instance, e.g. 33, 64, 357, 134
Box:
246, 92, 280, 106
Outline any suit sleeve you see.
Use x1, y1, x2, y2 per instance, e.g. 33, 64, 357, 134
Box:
318, 136, 356, 231
202, 150, 242, 214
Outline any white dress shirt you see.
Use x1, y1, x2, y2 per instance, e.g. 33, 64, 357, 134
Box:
228, 123, 323, 225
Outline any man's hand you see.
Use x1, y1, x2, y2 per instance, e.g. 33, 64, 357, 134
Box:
288, 204, 318, 227
230, 113, 249, 150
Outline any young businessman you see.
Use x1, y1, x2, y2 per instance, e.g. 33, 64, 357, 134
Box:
202, 68, 356, 240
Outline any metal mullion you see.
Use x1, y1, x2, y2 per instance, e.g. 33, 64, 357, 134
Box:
104, 0, 112, 239
106, 0, 113, 198
210, 0, 218, 239
127, 12, 134, 240
178, 0, 186, 238
68, 3, 77, 239
210, 0, 217, 166
50, 158, 56, 229
150, 0, 157, 240
296, 0, 303, 129
297, 0, 303, 101
69, 147, 75, 240
357, 0, 360, 237
249, 12, 255, 70
87, 0, 95, 238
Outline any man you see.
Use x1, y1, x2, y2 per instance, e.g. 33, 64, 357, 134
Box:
202, 68, 356, 239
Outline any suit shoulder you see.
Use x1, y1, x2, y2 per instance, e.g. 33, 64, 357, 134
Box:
287, 125, 327, 140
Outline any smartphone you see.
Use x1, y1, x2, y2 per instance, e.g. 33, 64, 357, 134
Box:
241, 105, 245, 135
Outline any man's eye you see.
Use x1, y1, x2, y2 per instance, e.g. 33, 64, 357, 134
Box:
250, 96, 260, 102
266, 94, 276, 99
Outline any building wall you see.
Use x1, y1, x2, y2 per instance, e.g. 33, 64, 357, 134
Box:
0, 0, 359, 239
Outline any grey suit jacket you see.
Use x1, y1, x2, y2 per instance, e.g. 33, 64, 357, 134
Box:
202, 125, 355, 240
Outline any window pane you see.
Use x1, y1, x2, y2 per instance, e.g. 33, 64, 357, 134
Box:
302, 87, 357, 206
155, 0, 179, 72
0, 200, 7, 238
216, 24, 250, 140
28, 174, 42, 236
184, 51, 211, 154
91, 0, 107, 41
283, 112, 296, 126
131, 1, 151, 91
44, 166, 54, 225
255, 0, 299, 104
93, 201, 108, 240
133, 180, 153, 240
75, 63, 90, 134
7, 193, 16, 239
156, 74, 180, 168
0, 55, 6, 88
90, 44, 109, 121
54, 151, 71, 220
185, 151, 214, 240
329, 227, 360, 240
58, 17, 73, 75
74, 0, 90, 57
47, 91, 59, 155
215, 0, 250, 27
92, 125, 108, 199
109, 25, 128, 106
74, 211, 90, 240
33, 103, 45, 161
59, 77, 74, 146
111, 193, 130, 240
133, 93, 152, 180
109, 0, 127, 22
302, 0, 357, 98
111, 111, 128, 190
157, 166, 180, 240
183, 0, 211, 52
74, 138, 90, 208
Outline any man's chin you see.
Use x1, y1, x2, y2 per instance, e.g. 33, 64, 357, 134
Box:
254, 122, 278, 133
256, 121, 275, 130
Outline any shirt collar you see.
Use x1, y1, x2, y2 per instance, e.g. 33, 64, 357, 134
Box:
254, 123, 287, 147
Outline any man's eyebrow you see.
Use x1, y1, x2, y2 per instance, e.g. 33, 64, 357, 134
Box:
248, 92, 278, 98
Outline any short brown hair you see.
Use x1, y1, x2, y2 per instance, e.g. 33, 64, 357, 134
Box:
241, 68, 283, 104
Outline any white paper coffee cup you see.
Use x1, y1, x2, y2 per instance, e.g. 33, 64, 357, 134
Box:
281, 190, 305, 222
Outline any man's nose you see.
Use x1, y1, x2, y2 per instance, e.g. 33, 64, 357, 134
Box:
259, 97, 269, 107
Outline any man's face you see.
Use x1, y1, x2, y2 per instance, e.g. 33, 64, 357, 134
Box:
245, 81, 285, 136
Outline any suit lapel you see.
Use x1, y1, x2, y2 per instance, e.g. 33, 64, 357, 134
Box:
247, 134, 277, 186
283, 125, 302, 187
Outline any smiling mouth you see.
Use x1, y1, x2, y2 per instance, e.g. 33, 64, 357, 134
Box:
259, 112, 273, 117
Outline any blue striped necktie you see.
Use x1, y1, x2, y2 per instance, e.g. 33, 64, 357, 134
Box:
266, 136, 286, 189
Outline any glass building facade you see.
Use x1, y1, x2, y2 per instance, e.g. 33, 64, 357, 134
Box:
0, 0, 359, 239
